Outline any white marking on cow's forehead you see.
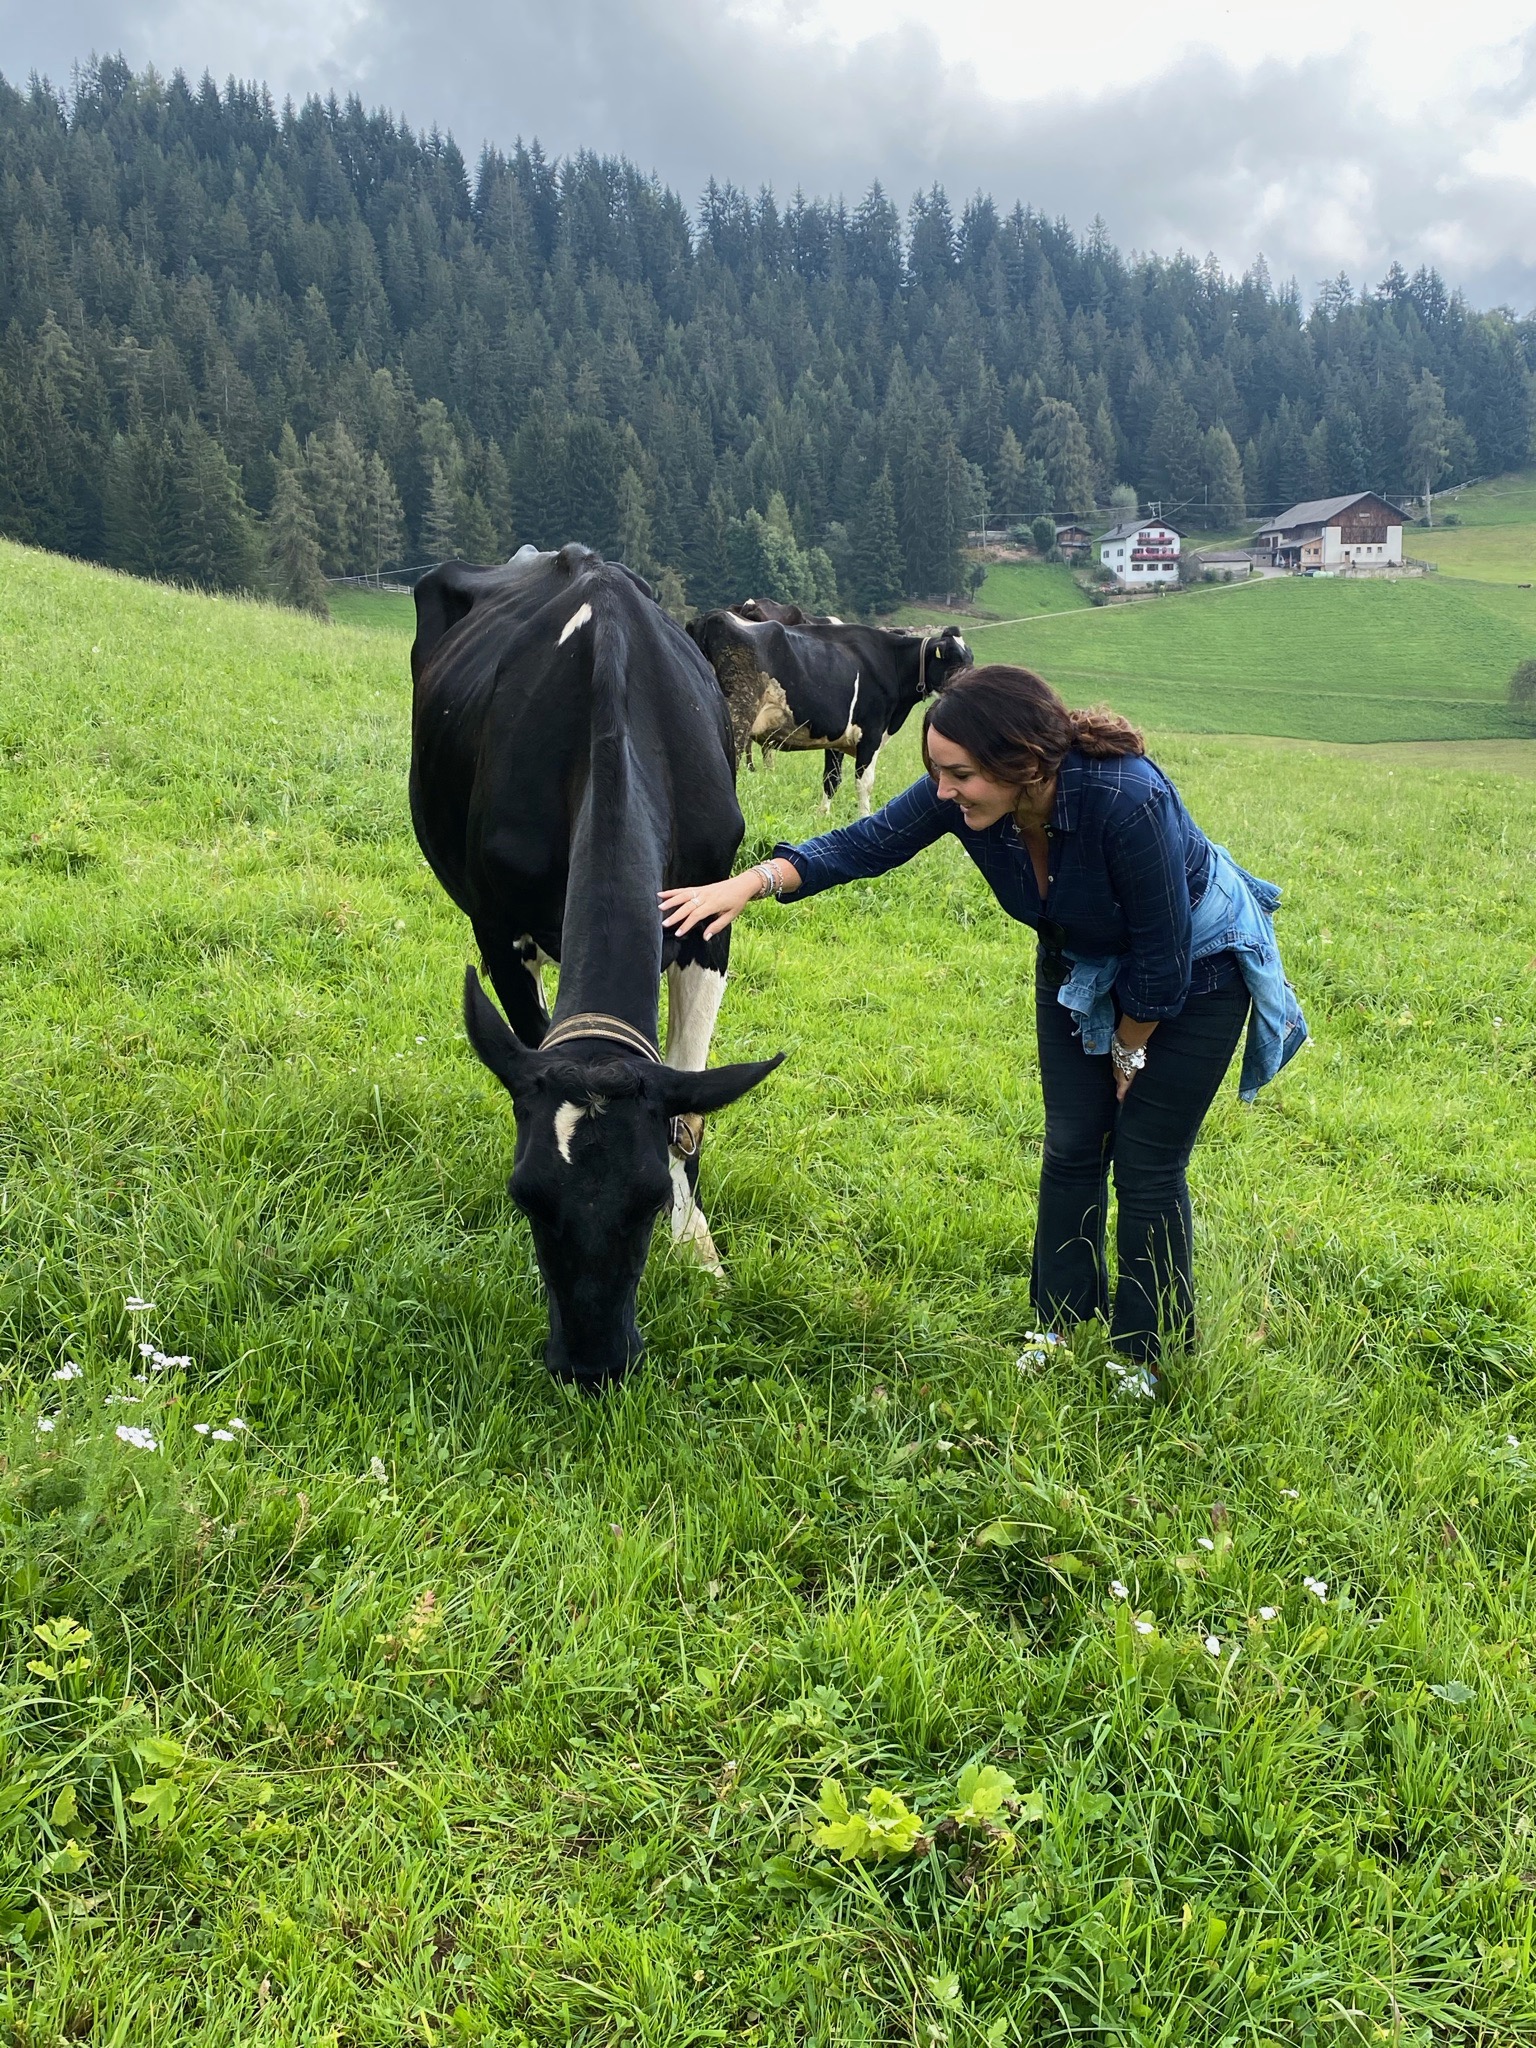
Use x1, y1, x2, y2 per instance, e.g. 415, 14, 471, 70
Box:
953, 635, 968, 656
553, 1100, 584, 1164
558, 602, 593, 646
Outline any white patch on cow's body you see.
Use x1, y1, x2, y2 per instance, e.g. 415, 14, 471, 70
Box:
558, 602, 593, 645
553, 1100, 584, 1164
666, 963, 727, 1071
953, 634, 968, 657
826, 615, 843, 625
856, 744, 882, 817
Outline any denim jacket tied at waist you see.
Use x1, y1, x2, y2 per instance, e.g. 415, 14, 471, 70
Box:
1058, 844, 1308, 1101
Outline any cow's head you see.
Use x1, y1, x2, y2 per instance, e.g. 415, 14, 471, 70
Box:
463, 969, 782, 1390
921, 626, 974, 695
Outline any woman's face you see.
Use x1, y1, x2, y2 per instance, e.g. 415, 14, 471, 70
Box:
926, 729, 1022, 830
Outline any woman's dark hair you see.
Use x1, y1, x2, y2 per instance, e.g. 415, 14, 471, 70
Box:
921, 665, 1143, 793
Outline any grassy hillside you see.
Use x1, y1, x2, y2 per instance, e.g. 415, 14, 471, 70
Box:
1418, 470, 1536, 584
2, 541, 1535, 2041
969, 573, 1536, 741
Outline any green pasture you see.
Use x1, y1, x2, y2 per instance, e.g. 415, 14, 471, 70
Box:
1419, 470, 1536, 584
968, 571, 1536, 742
2, 541, 1536, 2042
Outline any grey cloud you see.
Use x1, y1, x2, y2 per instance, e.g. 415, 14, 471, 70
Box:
7, 0, 1536, 309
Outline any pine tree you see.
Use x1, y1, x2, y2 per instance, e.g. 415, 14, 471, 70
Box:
991, 426, 1028, 523
616, 466, 656, 578
424, 461, 463, 561
1143, 389, 1203, 518
1201, 425, 1246, 528
168, 417, 260, 592
1406, 370, 1452, 524
305, 420, 369, 574
362, 453, 406, 582
103, 426, 175, 578
1027, 399, 1095, 513
266, 467, 330, 615
456, 491, 498, 563
851, 465, 904, 613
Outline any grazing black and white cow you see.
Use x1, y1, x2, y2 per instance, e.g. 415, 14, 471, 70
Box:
688, 612, 973, 813
410, 543, 782, 1390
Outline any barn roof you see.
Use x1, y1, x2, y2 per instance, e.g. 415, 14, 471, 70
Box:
1257, 492, 1407, 533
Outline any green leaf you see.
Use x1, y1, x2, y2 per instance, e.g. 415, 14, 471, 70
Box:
974, 1519, 1032, 1548
1429, 1680, 1475, 1706
811, 1778, 925, 1862
128, 1779, 180, 1831
49, 1786, 78, 1828
923, 1970, 963, 2008
949, 1764, 1017, 1826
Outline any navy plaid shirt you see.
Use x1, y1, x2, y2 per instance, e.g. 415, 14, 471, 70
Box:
775, 750, 1230, 1018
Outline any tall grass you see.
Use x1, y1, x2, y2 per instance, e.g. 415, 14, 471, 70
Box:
1, 542, 1534, 2042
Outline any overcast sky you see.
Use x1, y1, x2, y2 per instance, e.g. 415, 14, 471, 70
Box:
6, 0, 1536, 312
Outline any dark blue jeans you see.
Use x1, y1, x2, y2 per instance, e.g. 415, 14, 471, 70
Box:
1032, 974, 1250, 1364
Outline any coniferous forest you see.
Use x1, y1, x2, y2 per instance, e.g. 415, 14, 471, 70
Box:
2, 58, 1533, 615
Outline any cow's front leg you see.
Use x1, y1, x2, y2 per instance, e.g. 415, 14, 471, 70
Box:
474, 923, 554, 1046
854, 738, 883, 818
820, 749, 843, 814
664, 943, 729, 1274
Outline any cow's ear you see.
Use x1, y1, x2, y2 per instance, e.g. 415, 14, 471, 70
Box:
654, 1052, 785, 1116
463, 966, 534, 1094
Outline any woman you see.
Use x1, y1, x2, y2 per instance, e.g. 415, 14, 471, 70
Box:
660, 665, 1305, 1381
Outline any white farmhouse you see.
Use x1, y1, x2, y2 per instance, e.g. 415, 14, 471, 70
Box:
1253, 493, 1406, 572
1096, 517, 1181, 587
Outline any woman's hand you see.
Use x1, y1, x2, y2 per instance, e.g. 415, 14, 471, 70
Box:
1111, 1017, 1157, 1102
659, 872, 763, 940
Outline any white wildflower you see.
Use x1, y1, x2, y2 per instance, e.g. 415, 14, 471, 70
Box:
211, 1429, 236, 1443
1197, 1536, 1215, 1551
36, 1415, 58, 1433
1302, 1575, 1329, 1601
115, 1424, 158, 1451
415, 1035, 426, 1044
1109, 1580, 1129, 1600
104, 1393, 140, 1406
52, 1362, 83, 1382
138, 1341, 155, 1359
193, 1423, 211, 1436
124, 1296, 155, 1313
1133, 1619, 1154, 1636
369, 1456, 389, 1484
1203, 1635, 1222, 1657
1280, 1488, 1299, 1500
1258, 1605, 1278, 1621
1508, 1435, 1521, 1450
228, 1418, 248, 1432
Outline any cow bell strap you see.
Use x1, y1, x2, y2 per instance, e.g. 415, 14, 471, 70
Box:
540, 1012, 660, 1062
918, 632, 934, 693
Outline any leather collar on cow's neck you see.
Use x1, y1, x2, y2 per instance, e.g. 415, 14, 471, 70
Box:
539, 1011, 699, 1157
540, 1012, 661, 1062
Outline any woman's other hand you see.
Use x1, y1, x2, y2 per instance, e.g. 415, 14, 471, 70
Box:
659, 872, 762, 940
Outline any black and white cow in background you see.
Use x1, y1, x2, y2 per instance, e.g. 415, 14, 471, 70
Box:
688, 611, 974, 813
410, 543, 782, 1390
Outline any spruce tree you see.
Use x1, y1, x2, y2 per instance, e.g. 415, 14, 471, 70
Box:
168, 418, 260, 592
851, 465, 903, 613
1027, 399, 1095, 513
1201, 425, 1246, 529
1144, 389, 1203, 518
362, 453, 406, 582
103, 427, 175, 578
266, 468, 330, 615
616, 467, 656, 578
424, 462, 463, 561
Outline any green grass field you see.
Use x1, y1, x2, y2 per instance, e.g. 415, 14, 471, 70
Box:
1417, 471, 1536, 585
968, 572, 1536, 742
4, 541, 1535, 2043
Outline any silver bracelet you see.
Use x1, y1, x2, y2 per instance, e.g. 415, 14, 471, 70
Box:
1110, 1037, 1147, 1080
754, 861, 782, 900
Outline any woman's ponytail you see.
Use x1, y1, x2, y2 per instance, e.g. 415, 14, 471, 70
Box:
1067, 704, 1145, 758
